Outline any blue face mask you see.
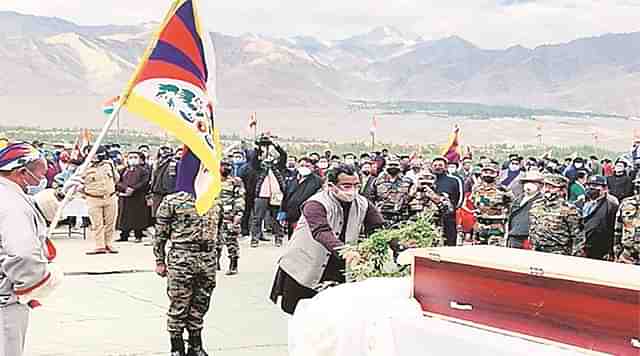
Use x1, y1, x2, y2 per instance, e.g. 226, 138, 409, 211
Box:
23, 169, 47, 195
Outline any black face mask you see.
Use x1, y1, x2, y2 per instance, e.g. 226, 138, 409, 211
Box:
432, 167, 445, 175
585, 187, 601, 201
361, 170, 371, 176
481, 175, 496, 184
387, 168, 401, 176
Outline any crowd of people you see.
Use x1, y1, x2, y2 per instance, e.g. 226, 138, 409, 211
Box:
1, 134, 640, 356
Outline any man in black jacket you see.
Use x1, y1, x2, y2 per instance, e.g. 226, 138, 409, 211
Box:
607, 160, 634, 202
150, 146, 177, 218
281, 157, 323, 237
431, 156, 463, 246
582, 176, 619, 260
244, 136, 288, 247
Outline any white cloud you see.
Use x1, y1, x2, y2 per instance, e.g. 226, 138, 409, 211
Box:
1, 0, 639, 48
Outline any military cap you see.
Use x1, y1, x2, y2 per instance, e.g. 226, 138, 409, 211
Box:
481, 161, 500, 173
520, 171, 544, 183
587, 175, 607, 187
543, 174, 569, 188
471, 165, 482, 175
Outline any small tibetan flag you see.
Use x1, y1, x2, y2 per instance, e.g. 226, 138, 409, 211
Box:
441, 124, 462, 164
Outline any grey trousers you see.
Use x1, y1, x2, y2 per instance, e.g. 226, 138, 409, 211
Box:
0, 303, 29, 356
252, 197, 283, 242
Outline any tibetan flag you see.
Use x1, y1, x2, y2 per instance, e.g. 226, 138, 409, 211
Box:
119, 0, 222, 214
102, 96, 120, 116
71, 129, 92, 160
441, 125, 461, 164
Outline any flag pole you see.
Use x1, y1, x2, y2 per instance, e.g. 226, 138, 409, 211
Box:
46, 100, 125, 239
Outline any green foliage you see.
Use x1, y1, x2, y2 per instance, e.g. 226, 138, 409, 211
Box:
340, 215, 439, 282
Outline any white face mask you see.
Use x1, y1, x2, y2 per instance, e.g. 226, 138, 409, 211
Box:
128, 159, 139, 166
333, 187, 356, 202
574, 163, 583, 169
448, 167, 457, 174
345, 159, 355, 165
298, 167, 312, 177
523, 182, 539, 196
509, 163, 520, 171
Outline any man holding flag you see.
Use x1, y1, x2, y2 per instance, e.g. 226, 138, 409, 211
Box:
47, 0, 225, 354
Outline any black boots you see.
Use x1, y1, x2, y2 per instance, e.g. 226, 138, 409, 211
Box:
170, 336, 185, 356
186, 332, 208, 356
225, 258, 238, 276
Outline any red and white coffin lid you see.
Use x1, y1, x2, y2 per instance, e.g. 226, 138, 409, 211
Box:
400, 246, 640, 291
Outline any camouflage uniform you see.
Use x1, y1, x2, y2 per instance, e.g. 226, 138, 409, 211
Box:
216, 177, 245, 272
372, 172, 413, 226
154, 192, 220, 338
613, 195, 640, 264
529, 174, 586, 256
408, 172, 453, 247
471, 167, 514, 246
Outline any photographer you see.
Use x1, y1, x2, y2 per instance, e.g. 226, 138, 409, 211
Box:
246, 135, 288, 247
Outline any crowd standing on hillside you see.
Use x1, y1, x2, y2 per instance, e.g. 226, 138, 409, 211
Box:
1, 132, 639, 355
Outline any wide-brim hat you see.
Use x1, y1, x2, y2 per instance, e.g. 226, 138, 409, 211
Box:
520, 171, 544, 183
543, 174, 569, 188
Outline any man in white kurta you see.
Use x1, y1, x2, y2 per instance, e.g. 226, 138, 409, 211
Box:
0, 142, 64, 356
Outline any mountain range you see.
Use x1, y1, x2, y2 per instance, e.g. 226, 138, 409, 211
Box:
2, 10, 640, 115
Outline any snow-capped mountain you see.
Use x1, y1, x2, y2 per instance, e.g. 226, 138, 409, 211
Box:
2, 10, 640, 115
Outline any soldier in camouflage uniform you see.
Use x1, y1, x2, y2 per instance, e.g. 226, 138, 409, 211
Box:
613, 175, 640, 264
408, 170, 454, 246
471, 162, 514, 246
216, 161, 245, 275
371, 159, 413, 226
154, 192, 220, 356
529, 174, 586, 256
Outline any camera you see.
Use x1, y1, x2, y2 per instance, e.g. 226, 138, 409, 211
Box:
255, 134, 275, 147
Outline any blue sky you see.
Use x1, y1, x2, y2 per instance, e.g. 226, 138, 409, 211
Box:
2, 0, 639, 48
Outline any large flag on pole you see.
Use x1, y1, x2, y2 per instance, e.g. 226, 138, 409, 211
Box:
119, 0, 222, 214
441, 124, 462, 164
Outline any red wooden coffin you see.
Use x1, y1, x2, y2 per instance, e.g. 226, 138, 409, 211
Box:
408, 246, 640, 355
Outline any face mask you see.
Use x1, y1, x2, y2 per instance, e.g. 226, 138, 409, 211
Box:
345, 159, 355, 166
298, 167, 312, 177
387, 167, 401, 176
523, 182, 539, 195
448, 167, 457, 174
544, 191, 558, 201
128, 159, 139, 166
334, 188, 356, 202
361, 170, 371, 176
318, 162, 328, 169
614, 166, 625, 174
23, 169, 47, 195
585, 187, 601, 201
287, 162, 296, 169
481, 175, 496, 183
574, 163, 583, 169
509, 163, 520, 171
221, 167, 232, 177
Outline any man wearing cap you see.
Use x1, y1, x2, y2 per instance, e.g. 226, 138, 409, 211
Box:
81, 146, 120, 255
431, 156, 464, 246
529, 174, 585, 256
582, 176, 619, 260
371, 158, 413, 226
471, 161, 514, 246
613, 174, 640, 264
0, 142, 73, 356
506, 171, 544, 249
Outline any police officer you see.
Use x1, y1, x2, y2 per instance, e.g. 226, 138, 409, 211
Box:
471, 161, 514, 246
82, 145, 119, 255
154, 191, 220, 356
613, 174, 640, 264
529, 174, 586, 256
216, 160, 245, 275
371, 159, 413, 226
